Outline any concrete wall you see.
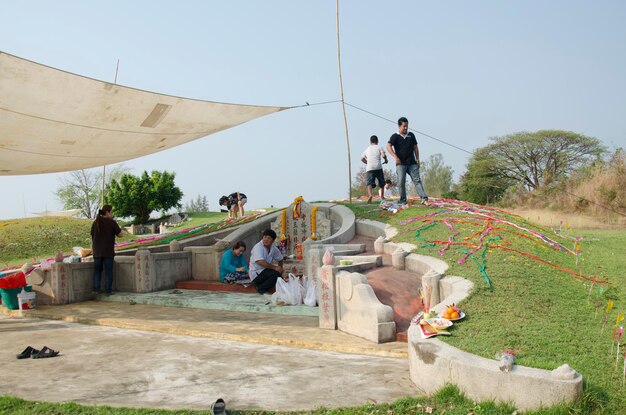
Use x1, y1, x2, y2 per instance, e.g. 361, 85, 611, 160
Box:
335, 271, 396, 343
152, 251, 192, 291
114, 256, 136, 292
184, 244, 229, 281
408, 328, 582, 411
115, 227, 234, 257
404, 253, 583, 411
318, 204, 355, 245
29, 250, 192, 303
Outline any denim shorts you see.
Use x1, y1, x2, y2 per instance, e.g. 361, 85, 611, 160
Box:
366, 169, 385, 188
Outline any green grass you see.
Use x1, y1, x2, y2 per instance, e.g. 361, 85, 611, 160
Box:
345, 201, 626, 414
168, 212, 228, 230
0, 217, 94, 267
0, 385, 522, 415
0, 212, 230, 269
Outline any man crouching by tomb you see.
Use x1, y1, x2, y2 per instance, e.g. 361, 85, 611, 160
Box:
249, 229, 284, 295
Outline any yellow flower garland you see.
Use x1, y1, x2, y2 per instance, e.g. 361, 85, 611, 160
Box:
280, 208, 287, 241
311, 205, 318, 240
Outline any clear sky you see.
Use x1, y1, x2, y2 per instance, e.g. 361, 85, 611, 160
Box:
1, 1, 625, 220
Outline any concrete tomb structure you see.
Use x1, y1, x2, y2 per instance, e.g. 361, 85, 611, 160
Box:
15, 199, 584, 411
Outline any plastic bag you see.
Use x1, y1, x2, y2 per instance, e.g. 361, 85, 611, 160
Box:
0, 271, 27, 289
302, 275, 318, 307
274, 273, 304, 306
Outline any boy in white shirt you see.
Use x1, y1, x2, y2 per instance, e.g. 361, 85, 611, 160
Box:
360, 135, 388, 204
383, 179, 394, 199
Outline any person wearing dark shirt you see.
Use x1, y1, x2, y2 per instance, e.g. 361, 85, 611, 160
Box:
219, 192, 247, 219
386, 117, 428, 204
90, 205, 123, 294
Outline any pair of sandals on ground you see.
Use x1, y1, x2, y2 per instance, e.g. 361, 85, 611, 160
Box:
16, 345, 60, 359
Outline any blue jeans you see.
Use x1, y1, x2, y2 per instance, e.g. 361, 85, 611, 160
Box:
93, 257, 114, 293
396, 163, 428, 203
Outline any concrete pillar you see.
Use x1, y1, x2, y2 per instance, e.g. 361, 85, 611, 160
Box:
49, 262, 70, 304
374, 236, 386, 254
169, 239, 181, 252
305, 243, 323, 281
134, 249, 155, 292
391, 247, 407, 270
318, 264, 337, 329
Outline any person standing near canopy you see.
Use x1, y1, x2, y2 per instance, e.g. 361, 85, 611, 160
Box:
91, 205, 123, 295
386, 117, 428, 205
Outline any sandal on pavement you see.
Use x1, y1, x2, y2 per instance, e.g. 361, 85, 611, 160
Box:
211, 398, 226, 415
16, 346, 39, 359
32, 346, 60, 359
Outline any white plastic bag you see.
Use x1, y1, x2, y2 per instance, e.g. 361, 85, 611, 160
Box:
302, 275, 318, 307
274, 273, 304, 306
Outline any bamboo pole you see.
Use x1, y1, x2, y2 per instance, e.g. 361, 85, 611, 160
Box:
336, 0, 352, 203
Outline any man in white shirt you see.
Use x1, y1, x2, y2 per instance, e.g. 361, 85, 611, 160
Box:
360, 135, 388, 204
249, 229, 284, 294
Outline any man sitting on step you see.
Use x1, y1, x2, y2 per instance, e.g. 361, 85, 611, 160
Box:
249, 229, 284, 295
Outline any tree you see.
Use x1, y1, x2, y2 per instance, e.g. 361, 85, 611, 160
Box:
485, 130, 605, 191
108, 170, 183, 223
459, 147, 513, 204
421, 154, 453, 197
55, 165, 129, 218
185, 195, 210, 212
351, 167, 398, 197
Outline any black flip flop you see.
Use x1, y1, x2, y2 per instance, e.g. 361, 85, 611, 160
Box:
16, 346, 39, 359
32, 346, 60, 359
211, 398, 226, 415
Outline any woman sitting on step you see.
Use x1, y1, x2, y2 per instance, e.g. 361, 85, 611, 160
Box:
219, 241, 249, 283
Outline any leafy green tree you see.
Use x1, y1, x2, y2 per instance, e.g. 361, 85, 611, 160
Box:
55, 165, 129, 218
422, 154, 453, 197
485, 130, 605, 191
459, 148, 512, 204
185, 195, 210, 212
108, 170, 183, 223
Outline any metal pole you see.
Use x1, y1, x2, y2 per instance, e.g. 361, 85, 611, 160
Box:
102, 59, 119, 206
336, 0, 352, 203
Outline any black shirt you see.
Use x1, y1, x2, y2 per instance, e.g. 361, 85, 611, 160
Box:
227, 193, 246, 210
388, 132, 418, 165
91, 218, 122, 257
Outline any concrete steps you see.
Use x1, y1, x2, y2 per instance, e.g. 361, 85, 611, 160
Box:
95, 289, 319, 317
176, 280, 257, 293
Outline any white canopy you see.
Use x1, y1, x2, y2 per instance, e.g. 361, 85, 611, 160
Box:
0, 52, 286, 175
31, 209, 82, 217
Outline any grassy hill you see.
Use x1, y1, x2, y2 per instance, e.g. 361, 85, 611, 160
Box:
2, 202, 625, 413
0, 211, 230, 268
347, 199, 625, 414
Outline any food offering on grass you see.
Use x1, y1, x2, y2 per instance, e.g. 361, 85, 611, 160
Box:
440, 304, 465, 321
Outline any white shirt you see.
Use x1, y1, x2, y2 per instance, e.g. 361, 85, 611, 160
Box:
248, 240, 284, 281
361, 144, 386, 171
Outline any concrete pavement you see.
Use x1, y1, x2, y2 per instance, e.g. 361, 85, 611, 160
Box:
1, 299, 418, 412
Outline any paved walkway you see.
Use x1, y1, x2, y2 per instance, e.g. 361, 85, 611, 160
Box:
0, 234, 425, 411
1, 307, 419, 411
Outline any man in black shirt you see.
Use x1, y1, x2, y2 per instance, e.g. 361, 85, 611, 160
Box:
386, 117, 428, 204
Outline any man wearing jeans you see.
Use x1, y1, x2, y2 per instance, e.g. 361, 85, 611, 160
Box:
386, 117, 428, 204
